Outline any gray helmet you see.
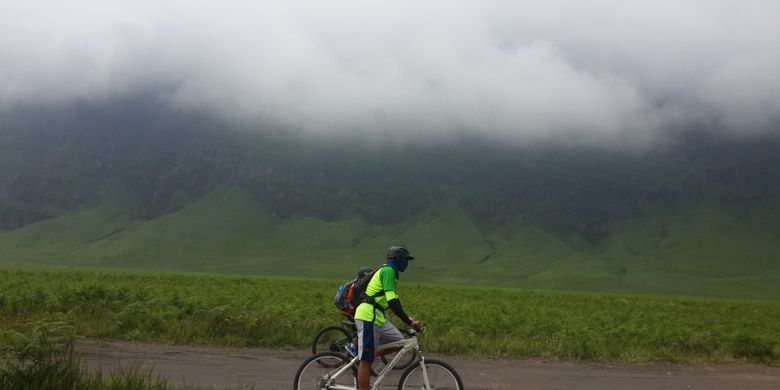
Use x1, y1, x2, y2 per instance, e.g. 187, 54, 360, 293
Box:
387, 245, 415, 260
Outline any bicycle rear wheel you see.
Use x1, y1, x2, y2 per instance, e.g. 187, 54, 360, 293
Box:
397, 359, 464, 390
293, 352, 356, 390
380, 328, 417, 370
311, 325, 353, 355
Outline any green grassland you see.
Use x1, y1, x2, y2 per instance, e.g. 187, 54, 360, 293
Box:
1, 187, 780, 299
1, 266, 780, 364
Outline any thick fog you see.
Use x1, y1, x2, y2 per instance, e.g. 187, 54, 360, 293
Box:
2, 0, 779, 146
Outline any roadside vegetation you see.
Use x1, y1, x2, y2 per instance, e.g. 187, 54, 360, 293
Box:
1, 265, 779, 365
0, 320, 168, 390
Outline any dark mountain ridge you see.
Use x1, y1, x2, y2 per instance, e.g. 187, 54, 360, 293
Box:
2, 103, 778, 241
3, 103, 780, 298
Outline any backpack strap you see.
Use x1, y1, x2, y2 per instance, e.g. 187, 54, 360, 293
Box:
363, 264, 390, 322
364, 264, 390, 300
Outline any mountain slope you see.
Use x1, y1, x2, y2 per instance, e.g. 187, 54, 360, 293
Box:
2, 105, 779, 298
1, 186, 779, 299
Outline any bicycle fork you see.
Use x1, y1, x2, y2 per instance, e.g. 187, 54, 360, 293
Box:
418, 355, 432, 390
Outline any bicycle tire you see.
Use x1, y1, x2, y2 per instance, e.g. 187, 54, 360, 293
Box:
380, 328, 418, 370
397, 359, 464, 390
311, 325, 352, 355
293, 351, 356, 390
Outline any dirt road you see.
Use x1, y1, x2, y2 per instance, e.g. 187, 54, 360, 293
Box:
77, 340, 780, 389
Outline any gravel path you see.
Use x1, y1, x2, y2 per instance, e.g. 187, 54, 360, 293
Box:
77, 340, 780, 389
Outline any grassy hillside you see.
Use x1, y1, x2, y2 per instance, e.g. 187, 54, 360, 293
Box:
2, 110, 779, 300
1, 186, 779, 299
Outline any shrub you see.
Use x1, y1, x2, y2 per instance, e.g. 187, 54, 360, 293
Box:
0, 321, 168, 390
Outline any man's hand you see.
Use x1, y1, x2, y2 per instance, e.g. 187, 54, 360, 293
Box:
410, 319, 422, 330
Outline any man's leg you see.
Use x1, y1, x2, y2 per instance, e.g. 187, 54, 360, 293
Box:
375, 319, 405, 357
355, 320, 375, 390
377, 319, 404, 344
358, 362, 372, 390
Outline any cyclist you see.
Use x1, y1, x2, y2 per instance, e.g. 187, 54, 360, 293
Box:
355, 245, 422, 390
344, 266, 374, 357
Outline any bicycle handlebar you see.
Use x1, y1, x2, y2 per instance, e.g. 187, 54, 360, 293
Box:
408, 326, 426, 335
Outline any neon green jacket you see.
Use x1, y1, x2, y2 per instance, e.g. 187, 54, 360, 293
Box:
353, 265, 398, 326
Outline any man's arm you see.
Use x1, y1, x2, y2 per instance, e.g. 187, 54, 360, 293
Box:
381, 267, 421, 328
387, 298, 413, 326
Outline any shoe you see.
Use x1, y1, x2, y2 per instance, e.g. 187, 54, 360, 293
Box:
345, 343, 358, 358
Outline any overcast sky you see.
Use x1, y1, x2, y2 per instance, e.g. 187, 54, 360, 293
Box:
1, 0, 779, 146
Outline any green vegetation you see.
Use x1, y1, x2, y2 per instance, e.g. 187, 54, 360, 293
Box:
2, 266, 779, 365
0, 321, 168, 390
2, 187, 780, 299
2, 110, 780, 300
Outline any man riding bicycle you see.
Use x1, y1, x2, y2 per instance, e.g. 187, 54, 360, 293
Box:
354, 245, 422, 390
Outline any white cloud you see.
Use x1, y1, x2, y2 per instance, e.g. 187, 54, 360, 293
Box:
1, 0, 779, 146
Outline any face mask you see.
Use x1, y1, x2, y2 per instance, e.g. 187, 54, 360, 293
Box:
397, 258, 409, 272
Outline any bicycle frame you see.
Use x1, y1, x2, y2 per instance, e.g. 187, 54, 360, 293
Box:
321, 330, 428, 390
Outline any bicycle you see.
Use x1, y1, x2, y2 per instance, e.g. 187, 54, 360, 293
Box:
311, 318, 417, 370
295, 327, 464, 390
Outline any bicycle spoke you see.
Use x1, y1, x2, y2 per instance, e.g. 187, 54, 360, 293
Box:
425, 365, 459, 389
312, 326, 353, 355
381, 347, 416, 370
399, 361, 463, 390
295, 352, 357, 390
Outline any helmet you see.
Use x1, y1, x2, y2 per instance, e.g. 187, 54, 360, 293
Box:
356, 266, 373, 278
387, 245, 415, 260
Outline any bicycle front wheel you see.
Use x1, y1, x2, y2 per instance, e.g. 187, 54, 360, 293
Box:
294, 352, 356, 390
311, 326, 352, 355
397, 359, 464, 390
